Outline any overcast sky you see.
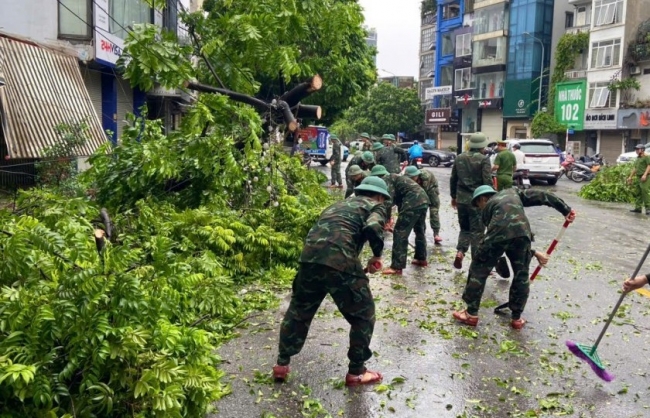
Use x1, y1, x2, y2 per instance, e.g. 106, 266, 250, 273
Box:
359, 0, 421, 79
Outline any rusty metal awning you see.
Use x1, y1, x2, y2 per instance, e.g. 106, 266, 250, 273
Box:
0, 35, 106, 159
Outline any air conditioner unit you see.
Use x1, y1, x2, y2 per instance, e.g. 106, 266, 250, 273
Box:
630, 66, 641, 75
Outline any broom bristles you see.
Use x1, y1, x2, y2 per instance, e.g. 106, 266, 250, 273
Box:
566, 340, 615, 382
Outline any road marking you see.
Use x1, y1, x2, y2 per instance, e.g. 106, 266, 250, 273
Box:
635, 288, 650, 299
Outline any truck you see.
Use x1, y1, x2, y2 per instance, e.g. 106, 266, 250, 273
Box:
297, 125, 332, 166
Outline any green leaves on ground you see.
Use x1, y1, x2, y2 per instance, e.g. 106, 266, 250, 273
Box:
578, 163, 636, 203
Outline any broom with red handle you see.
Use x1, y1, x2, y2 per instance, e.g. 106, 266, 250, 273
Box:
566, 240, 650, 382
494, 217, 572, 313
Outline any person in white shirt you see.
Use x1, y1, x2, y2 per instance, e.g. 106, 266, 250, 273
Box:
512, 142, 526, 166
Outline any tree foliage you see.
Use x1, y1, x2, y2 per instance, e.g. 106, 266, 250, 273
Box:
578, 164, 637, 203
547, 32, 590, 113
530, 111, 566, 139
338, 82, 423, 136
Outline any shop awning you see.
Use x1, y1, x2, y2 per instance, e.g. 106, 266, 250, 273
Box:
0, 34, 106, 159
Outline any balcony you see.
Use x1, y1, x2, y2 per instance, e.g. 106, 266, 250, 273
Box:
564, 70, 587, 79
421, 13, 437, 27
566, 25, 590, 35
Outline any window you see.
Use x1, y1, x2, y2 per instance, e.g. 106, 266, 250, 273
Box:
442, 2, 461, 20
473, 3, 508, 35
519, 143, 557, 154
110, 0, 151, 39
456, 33, 472, 57
473, 37, 507, 67
590, 39, 621, 69
440, 65, 453, 86
593, 0, 623, 27
420, 78, 433, 100
589, 82, 617, 108
576, 6, 591, 26
420, 53, 434, 78
565, 12, 574, 29
421, 27, 436, 52
455, 68, 472, 90
474, 71, 505, 98
442, 32, 454, 56
59, 0, 90, 38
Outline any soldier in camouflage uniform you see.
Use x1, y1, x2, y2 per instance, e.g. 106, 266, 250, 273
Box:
345, 165, 367, 198
273, 177, 391, 386
345, 151, 375, 198
376, 134, 408, 174
359, 132, 372, 151
450, 132, 493, 269
370, 165, 430, 274
452, 185, 576, 329
329, 134, 343, 188
404, 166, 443, 245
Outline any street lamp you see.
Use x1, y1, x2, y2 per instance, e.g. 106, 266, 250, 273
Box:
524, 32, 544, 113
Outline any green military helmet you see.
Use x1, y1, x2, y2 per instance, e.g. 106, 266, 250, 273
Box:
471, 185, 497, 207
388, 134, 396, 140
404, 166, 421, 177
370, 165, 390, 177
361, 151, 375, 163
360, 132, 370, 139
347, 164, 364, 176
468, 132, 488, 149
371, 142, 384, 151
329, 133, 339, 141
381, 134, 392, 140
354, 176, 391, 198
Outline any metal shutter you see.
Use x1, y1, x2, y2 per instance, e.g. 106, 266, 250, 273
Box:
81, 67, 103, 127
480, 109, 504, 143
116, 77, 133, 140
598, 131, 623, 164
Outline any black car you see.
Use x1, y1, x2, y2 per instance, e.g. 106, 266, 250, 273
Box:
398, 142, 456, 167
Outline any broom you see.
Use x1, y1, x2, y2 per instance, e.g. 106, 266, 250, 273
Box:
566, 240, 650, 382
494, 218, 572, 313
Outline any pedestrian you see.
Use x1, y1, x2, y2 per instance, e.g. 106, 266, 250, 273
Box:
452, 185, 576, 329
404, 166, 442, 245
345, 165, 367, 197
345, 151, 376, 198
376, 134, 408, 174
623, 274, 650, 292
272, 176, 391, 386
370, 165, 430, 275
512, 142, 526, 166
450, 132, 493, 269
329, 134, 343, 188
492, 139, 517, 191
626, 144, 650, 214
407, 141, 424, 166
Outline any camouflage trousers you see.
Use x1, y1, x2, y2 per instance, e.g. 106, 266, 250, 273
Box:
428, 193, 440, 235
496, 175, 513, 191
391, 206, 428, 269
634, 177, 650, 210
345, 178, 354, 198
462, 236, 533, 319
455, 203, 484, 259
331, 163, 342, 186
277, 263, 375, 375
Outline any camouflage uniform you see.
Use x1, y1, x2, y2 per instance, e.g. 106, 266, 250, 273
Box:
385, 174, 430, 269
493, 149, 517, 191
450, 151, 492, 258
417, 170, 441, 236
277, 196, 386, 375
331, 140, 342, 186
376, 146, 407, 174
345, 156, 374, 198
463, 189, 572, 319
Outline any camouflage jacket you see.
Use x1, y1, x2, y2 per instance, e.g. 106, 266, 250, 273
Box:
450, 151, 492, 204
418, 170, 439, 206
299, 196, 387, 277
346, 155, 373, 174
376, 146, 407, 174
331, 142, 341, 163
385, 174, 430, 211
481, 189, 572, 244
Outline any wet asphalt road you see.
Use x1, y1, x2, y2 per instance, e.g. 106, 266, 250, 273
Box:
211, 164, 650, 418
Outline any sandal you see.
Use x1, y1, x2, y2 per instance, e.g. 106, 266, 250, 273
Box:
272, 365, 290, 382
345, 370, 383, 387
453, 252, 464, 269
382, 268, 402, 275
452, 310, 479, 327
511, 318, 526, 330
411, 259, 428, 267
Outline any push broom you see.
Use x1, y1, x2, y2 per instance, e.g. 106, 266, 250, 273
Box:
494, 217, 572, 313
566, 240, 650, 382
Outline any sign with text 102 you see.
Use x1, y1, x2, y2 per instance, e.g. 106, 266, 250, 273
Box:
555, 80, 586, 131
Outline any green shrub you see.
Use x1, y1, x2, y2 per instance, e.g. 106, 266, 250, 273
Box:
578, 163, 638, 203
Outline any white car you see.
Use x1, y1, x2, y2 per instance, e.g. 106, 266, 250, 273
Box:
490, 139, 562, 185
616, 144, 650, 164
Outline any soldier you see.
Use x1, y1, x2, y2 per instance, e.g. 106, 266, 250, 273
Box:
492, 139, 517, 190
627, 144, 650, 214
345, 165, 367, 197
452, 185, 576, 329
359, 132, 372, 151
450, 132, 493, 269
404, 166, 443, 245
345, 151, 376, 198
272, 177, 390, 386
329, 134, 343, 188
370, 165, 430, 275
376, 134, 408, 174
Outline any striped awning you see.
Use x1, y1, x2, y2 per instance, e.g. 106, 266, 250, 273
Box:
0, 35, 106, 159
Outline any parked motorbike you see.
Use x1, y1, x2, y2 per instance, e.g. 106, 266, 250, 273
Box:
558, 154, 576, 180
513, 169, 531, 189
569, 161, 596, 183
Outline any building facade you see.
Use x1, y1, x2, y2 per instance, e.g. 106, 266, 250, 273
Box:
379, 76, 416, 89
419, 3, 437, 142
366, 27, 378, 67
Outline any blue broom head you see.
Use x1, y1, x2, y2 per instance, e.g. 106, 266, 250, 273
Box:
566, 340, 615, 382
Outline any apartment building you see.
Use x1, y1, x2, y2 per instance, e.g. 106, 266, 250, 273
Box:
419, 4, 437, 143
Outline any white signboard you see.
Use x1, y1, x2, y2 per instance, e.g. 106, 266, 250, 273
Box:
94, 0, 124, 66
425, 85, 453, 100
584, 109, 617, 130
